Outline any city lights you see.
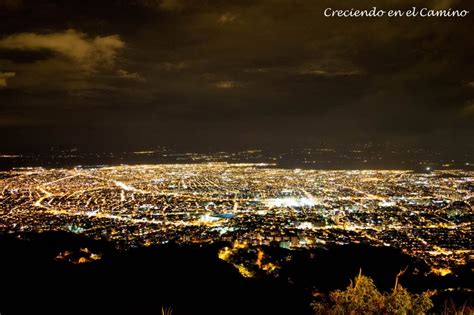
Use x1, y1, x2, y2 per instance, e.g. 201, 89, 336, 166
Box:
0, 163, 471, 272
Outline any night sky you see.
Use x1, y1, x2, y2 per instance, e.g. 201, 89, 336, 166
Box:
0, 0, 473, 153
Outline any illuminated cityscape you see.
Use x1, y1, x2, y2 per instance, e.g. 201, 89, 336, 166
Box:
1, 162, 472, 277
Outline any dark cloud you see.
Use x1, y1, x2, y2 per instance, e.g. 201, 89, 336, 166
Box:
0, 0, 22, 10
117, 69, 146, 82
0, 0, 473, 153
0, 30, 125, 71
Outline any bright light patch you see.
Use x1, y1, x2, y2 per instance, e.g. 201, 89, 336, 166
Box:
378, 201, 396, 207
431, 267, 452, 276
199, 214, 220, 222
265, 197, 315, 208
297, 221, 314, 229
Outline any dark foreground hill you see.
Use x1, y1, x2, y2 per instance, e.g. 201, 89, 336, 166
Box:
0, 232, 310, 315
0, 232, 471, 315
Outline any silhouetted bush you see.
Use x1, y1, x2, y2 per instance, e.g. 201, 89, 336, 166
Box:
312, 270, 434, 315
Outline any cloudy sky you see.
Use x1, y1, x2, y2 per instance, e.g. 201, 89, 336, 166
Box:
0, 0, 473, 153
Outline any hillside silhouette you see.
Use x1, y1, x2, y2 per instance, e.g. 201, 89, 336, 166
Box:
0, 232, 471, 314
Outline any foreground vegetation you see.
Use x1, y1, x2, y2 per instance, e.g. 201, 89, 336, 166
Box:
311, 270, 434, 314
